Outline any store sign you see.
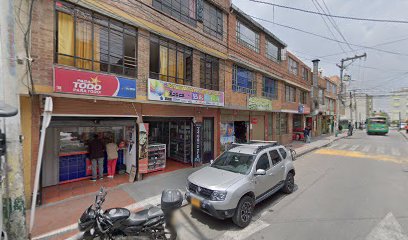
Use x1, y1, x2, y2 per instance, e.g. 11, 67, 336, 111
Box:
54, 67, 137, 99
298, 105, 305, 113
148, 78, 224, 106
304, 106, 311, 114
138, 123, 149, 174
248, 97, 273, 111
194, 123, 202, 164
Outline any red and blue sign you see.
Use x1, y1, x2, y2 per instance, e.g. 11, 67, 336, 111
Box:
54, 67, 136, 99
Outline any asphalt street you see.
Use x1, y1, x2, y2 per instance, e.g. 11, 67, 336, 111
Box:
173, 130, 408, 240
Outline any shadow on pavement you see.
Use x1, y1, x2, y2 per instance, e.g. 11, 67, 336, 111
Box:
181, 184, 299, 232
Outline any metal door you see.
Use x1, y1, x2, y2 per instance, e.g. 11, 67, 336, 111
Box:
202, 118, 214, 163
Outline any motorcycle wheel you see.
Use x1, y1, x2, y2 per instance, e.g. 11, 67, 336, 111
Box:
151, 225, 177, 240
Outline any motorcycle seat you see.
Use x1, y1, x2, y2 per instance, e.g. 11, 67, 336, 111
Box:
122, 207, 163, 226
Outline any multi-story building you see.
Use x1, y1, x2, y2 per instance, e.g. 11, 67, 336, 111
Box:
390, 88, 408, 122
21, 0, 314, 205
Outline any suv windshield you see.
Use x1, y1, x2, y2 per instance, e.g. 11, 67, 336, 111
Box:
211, 151, 255, 175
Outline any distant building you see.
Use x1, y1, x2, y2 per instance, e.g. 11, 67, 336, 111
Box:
344, 93, 373, 127
390, 88, 408, 122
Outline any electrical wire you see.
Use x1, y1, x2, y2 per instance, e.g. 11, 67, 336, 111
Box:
247, 0, 408, 24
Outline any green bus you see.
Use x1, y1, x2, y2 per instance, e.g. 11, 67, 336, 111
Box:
367, 116, 389, 135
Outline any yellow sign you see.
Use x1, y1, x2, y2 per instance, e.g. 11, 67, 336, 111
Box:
248, 97, 273, 111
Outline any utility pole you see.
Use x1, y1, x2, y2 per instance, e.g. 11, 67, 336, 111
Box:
349, 91, 353, 124
336, 53, 367, 133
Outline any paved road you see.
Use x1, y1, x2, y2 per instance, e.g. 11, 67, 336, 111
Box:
174, 130, 408, 240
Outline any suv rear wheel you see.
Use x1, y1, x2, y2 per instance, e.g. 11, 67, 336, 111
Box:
282, 172, 295, 194
232, 196, 254, 228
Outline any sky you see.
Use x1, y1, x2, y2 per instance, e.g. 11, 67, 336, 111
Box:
232, 0, 408, 112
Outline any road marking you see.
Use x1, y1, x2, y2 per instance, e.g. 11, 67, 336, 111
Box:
365, 212, 408, 240
362, 145, 371, 152
337, 144, 348, 150
349, 144, 360, 151
391, 148, 401, 156
315, 149, 406, 164
378, 147, 385, 155
217, 220, 269, 240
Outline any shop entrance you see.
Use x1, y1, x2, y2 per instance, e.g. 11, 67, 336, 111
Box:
202, 118, 214, 163
234, 121, 249, 143
41, 117, 137, 204
144, 117, 193, 175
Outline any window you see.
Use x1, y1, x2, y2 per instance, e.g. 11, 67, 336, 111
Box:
285, 85, 296, 102
55, 2, 137, 77
266, 40, 280, 61
149, 34, 192, 85
256, 153, 270, 170
269, 150, 282, 165
333, 84, 337, 94
278, 148, 287, 159
319, 89, 324, 104
300, 91, 307, 104
236, 20, 259, 52
276, 113, 288, 134
302, 67, 308, 81
288, 57, 298, 75
200, 53, 219, 90
263, 76, 278, 99
232, 65, 256, 94
203, 1, 223, 39
152, 0, 196, 26
327, 81, 331, 92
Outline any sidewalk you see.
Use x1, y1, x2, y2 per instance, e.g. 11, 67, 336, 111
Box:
30, 133, 347, 240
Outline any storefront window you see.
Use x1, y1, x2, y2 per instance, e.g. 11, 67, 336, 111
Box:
55, 1, 137, 77
149, 34, 193, 85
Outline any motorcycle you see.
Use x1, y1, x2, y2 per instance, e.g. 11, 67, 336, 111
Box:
77, 188, 182, 240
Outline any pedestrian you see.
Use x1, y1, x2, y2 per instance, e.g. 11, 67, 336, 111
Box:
88, 134, 105, 181
348, 122, 353, 136
307, 126, 312, 143
106, 137, 119, 178
303, 127, 309, 143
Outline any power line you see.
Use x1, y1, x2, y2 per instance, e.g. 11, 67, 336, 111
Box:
247, 0, 408, 24
250, 15, 408, 57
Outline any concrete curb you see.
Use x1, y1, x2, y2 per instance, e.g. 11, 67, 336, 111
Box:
296, 135, 347, 158
398, 131, 408, 142
32, 191, 188, 240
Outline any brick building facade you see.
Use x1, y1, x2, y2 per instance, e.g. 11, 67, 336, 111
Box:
21, 0, 331, 204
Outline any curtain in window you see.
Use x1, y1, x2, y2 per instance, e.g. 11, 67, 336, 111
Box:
58, 12, 75, 66
76, 18, 93, 70
189, 0, 196, 18
237, 68, 251, 88
168, 48, 177, 82
159, 46, 168, 81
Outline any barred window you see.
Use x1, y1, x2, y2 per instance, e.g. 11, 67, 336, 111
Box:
300, 91, 308, 104
266, 40, 280, 61
152, 0, 197, 26
302, 67, 308, 81
55, 1, 137, 77
288, 57, 298, 75
263, 76, 278, 99
236, 20, 259, 52
200, 54, 219, 90
149, 34, 193, 85
285, 85, 296, 102
203, 1, 223, 39
232, 65, 256, 94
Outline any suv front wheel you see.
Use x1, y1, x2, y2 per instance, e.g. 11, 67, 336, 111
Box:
232, 195, 254, 228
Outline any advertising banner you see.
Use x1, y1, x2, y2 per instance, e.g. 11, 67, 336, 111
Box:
148, 78, 224, 106
220, 122, 235, 152
248, 97, 273, 111
138, 123, 149, 174
193, 123, 202, 165
54, 66, 136, 98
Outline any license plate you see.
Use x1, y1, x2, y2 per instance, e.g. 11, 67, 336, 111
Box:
191, 197, 201, 208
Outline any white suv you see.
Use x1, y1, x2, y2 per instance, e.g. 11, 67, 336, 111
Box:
186, 141, 296, 228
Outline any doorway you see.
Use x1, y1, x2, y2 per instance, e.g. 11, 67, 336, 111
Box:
202, 118, 214, 163
234, 121, 248, 143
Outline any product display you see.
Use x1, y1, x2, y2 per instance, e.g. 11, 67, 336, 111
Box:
147, 143, 166, 172
169, 121, 191, 163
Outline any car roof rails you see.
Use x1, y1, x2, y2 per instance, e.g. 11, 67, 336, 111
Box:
253, 142, 279, 154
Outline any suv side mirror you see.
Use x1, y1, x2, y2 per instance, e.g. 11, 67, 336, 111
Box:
254, 169, 266, 176
210, 159, 214, 165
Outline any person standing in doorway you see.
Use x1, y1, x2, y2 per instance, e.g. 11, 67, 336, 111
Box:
88, 134, 105, 181
106, 138, 119, 178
